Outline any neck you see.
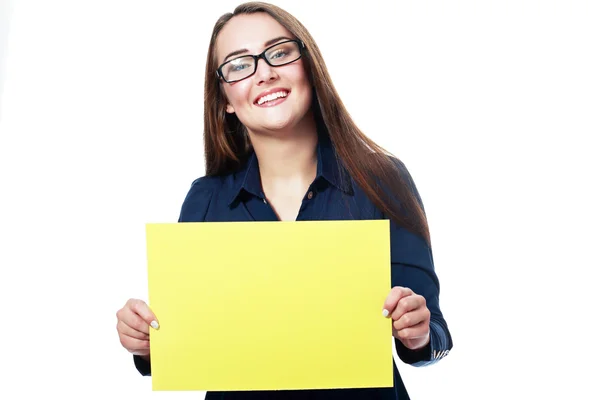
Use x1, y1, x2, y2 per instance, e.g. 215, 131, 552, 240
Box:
248, 114, 318, 187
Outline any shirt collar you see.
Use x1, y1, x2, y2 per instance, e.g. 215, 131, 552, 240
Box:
228, 134, 353, 206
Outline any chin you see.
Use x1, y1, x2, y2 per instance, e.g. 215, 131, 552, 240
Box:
246, 106, 312, 135
255, 112, 298, 133
264, 119, 294, 132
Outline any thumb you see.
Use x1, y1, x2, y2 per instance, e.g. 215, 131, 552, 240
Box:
128, 298, 159, 330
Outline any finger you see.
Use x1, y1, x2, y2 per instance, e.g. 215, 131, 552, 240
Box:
394, 319, 429, 340
382, 287, 413, 317
393, 307, 431, 331
127, 299, 159, 329
119, 335, 150, 355
390, 294, 426, 321
117, 319, 149, 341
119, 307, 152, 335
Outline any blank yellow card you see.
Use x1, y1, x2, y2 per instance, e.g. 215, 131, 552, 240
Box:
146, 220, 392, 391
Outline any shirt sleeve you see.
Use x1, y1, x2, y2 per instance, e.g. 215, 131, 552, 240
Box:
388, 159, 453, 367
133, 355, 151, 376
132, 176, 217, 377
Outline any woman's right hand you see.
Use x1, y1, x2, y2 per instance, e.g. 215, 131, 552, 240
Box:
116, 298, 159, 361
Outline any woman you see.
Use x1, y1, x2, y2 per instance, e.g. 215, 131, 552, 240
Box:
116, 2, 452, 399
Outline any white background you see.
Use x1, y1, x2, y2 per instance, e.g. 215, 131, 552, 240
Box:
1, 0, 599, 399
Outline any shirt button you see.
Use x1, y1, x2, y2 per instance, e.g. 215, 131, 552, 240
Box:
263, 198, 267, 204
307, 191, 313, 200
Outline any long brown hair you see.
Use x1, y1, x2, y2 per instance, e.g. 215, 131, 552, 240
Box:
203, 2, 430, 245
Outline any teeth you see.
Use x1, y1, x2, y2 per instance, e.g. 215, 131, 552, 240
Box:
257, 91, 288, 105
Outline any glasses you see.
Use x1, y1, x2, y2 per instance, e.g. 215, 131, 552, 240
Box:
217, 39, 305, 83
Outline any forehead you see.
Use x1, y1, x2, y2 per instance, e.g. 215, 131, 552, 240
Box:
216, 13, 293, 61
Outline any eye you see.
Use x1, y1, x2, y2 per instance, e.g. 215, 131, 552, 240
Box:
227, 58, 253, 73
230, 63, 251, 72
269, 49, 288, 60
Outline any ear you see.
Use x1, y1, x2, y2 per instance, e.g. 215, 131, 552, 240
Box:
226, 103, 235, 114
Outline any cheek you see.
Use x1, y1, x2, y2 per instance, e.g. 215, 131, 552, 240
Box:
293, 60, 311, 85
289, 66, 312, 98
292, 73, 313, 107
224, 81, 253, 107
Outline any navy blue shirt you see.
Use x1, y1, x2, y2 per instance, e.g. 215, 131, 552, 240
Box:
134, 136, 452, 399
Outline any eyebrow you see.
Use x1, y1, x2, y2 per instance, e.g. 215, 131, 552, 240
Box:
222, 36, 293, 63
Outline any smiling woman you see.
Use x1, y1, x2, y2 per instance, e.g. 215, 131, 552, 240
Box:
214, 12, 316, 161
115, 2, 453, 399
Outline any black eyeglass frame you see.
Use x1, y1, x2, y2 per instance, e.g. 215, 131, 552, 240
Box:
216, 39, 306, 83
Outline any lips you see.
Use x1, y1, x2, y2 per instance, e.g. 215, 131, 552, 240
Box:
254, 87, 291, 105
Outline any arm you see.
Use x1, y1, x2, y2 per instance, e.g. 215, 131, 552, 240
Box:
386, 158, 453, 366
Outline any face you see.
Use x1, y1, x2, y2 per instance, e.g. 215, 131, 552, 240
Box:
215, 13, 313, 135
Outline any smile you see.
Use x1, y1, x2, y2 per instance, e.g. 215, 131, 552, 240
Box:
254, 89, 290, 107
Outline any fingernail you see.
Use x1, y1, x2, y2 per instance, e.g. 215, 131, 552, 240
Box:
150, 320, 159, 329
382, 309, 389, 318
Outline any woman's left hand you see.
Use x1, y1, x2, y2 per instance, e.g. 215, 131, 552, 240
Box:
382, 286, 431, 350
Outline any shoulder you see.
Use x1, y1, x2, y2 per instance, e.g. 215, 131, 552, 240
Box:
364, 151, 414, 183
386, 155, 424, 209
363, 152, 424, 206
178, 175, 226, 222
385, 155, 412, 184
189, 174, 225, 191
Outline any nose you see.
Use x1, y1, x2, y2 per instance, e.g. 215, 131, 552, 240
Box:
254, 58, 278, 85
